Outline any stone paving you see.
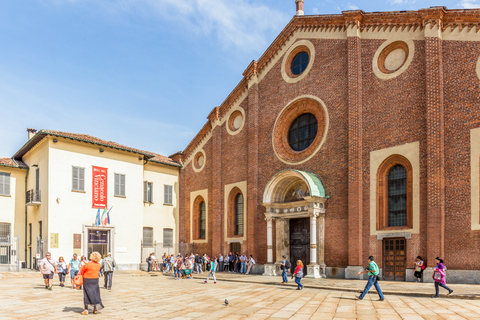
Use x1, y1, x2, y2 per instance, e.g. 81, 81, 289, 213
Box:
1, 271, 480, 319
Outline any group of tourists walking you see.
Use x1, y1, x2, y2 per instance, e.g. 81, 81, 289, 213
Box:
38, 251, 116, 315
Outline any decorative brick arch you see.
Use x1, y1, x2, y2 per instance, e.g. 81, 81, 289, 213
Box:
376, 154, 413, 230
192, 195, 206, 240
227, 187, 244, 238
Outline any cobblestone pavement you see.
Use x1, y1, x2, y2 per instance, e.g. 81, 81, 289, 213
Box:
1, 271, 480, 319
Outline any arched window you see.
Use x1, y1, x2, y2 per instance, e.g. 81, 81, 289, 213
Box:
387, 165, 407, 227
377, 155, 413, 230
199, 201, 206, 239
235, 194, 244, 236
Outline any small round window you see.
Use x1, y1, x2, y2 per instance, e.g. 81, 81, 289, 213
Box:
288, 113, 318, 151
291, 51, 309, 76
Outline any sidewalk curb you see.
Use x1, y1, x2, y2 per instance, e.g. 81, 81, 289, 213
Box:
160, 272, 480, 300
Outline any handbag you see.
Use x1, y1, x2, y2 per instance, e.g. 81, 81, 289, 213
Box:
74, 274, 83, 287
433, 271, 442, 281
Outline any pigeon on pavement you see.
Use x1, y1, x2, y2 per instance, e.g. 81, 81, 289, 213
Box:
224, 299, 229, 306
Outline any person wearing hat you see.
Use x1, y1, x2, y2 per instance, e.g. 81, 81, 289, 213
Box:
280, 255, 291, 284
101, 252, 116, 290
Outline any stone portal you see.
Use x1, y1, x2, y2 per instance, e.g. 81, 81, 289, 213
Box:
262, 169, 328, 278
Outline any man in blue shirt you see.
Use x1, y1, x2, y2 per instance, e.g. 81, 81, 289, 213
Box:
356, 256, 384, 301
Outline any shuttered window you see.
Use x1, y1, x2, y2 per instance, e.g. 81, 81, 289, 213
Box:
163, 228, 173, 248
144, 181, 153, 203
143, 227, 153, 247
72, 167, 85, 191
114, 173, 126, 197
388, 165, 407, 227
235, 193, 244, 236
0, 172, 10, 196
164, 185, 173, 205
199, 201, 206, 239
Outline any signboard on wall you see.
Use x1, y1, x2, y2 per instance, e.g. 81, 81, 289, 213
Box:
73, 234, 82, 249
92, 166, 108, 208
50, 233, 59, 248
88, 230, 109, 244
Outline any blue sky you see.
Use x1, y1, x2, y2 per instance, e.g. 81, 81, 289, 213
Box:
0, 0, 477, 158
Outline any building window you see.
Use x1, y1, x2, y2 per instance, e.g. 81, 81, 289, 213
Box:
143, 227, 153, 248
144, 181, 153, 203
199, 201, 206, 240
288, 113, 318, 152
0, 172, 10, 196
291, 51, 309, 75
235, 193, 244, 236
114, 173, 126, 197
388, 165, 407, 227
28, 223, 32, 246
164, 185, 173, 205
0, 223, 11, 241
72, 167, 85, 191
163, 228, 173, 248
377, 155, 413, 230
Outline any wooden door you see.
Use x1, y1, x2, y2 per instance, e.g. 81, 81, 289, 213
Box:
289, 218, 310, 276
383, 238, 406, 281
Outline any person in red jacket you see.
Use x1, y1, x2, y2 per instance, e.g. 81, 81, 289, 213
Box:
292, 260, 304, 290
79, 252, 104, 315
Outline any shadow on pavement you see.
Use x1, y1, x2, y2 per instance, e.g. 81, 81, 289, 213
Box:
62, 306, 84, 314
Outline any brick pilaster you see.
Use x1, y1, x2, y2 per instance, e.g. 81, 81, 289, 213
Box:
244, 61, 261, 262
208, 107, 223, 256
421, 7, 446, 265
344, 11, 364, 267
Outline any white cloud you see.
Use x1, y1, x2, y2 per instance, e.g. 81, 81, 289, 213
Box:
458, 0, 480, 8
312, 7, 320, 14
388, 0, 416, 4
336, 3, 360, 12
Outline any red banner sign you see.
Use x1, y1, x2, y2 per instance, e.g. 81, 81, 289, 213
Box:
92, 166, 108, 208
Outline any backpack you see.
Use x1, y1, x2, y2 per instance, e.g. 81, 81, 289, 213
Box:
285, 260, 291, 269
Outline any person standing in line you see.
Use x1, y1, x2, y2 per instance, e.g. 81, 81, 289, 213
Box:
356, 256, 384, 301
234, 253, 240, 273
184, 257, 193, 279
203, 254, 208, 272
102, 252, 116, 290
414, 256, 425, 282
146, 253, 152, 272
246, 255, 256, 274
280, 255, 291, 283
219, 253, 224, 272
204, 256, 217, 284
223, 253, 230, 272
69, 253, 81, 289
433, 257, 453, 298
174, 256, 183, 280
169, 255, 175, 273
240, 253, 247, 274
292, 260, 304, 290
79, 252, 104, 315
194, 254, 201, 274
228, 252, 235, 272
57, 256, 67, 287
39, 252, 57, 290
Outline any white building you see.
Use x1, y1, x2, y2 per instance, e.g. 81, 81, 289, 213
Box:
3, 129, 180, 270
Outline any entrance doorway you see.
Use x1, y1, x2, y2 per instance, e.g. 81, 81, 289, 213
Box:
87, 230, 110, 258
382, 238, 406, 281
289, 218, 310, 276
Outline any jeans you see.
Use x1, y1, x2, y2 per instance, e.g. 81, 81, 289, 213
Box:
359, 275, 384, 300
104, 271, 113, 288
219, 261, 224, 272
175, 268, 181, 279
282, 270, 288, 283
195, 263, 203, 273
435, 281, 452, 296
206, 271, 216, 282
147, 261, 151, 272
295, 276, 303, 289
241, 262, 246, 274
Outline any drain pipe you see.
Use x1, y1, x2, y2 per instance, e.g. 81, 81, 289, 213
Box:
24, 167, 29, 268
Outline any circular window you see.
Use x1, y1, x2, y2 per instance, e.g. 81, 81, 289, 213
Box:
192, 150, 206, 172
291, 52, 309, 76
373, 39, 414, 80
272, 96, 329, 165
281, 40, 315, 84
288, 113, 318, 151
226, 108, 245, 136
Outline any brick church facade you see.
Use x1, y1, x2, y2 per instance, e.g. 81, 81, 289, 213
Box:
172, 3, 480, 282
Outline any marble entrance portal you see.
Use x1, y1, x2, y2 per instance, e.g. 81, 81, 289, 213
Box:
262, 170, 328, 278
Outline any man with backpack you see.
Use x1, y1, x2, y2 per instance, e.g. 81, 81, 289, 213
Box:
195, 254, 203, 274
102, 252, 116, 290
280, 255, 291, 283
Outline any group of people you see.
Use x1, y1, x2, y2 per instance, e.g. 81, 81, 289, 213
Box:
38, 251, 117, 315
146, 252, 257, 276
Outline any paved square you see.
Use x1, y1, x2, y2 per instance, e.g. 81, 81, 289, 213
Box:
1, 272, 480, 319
